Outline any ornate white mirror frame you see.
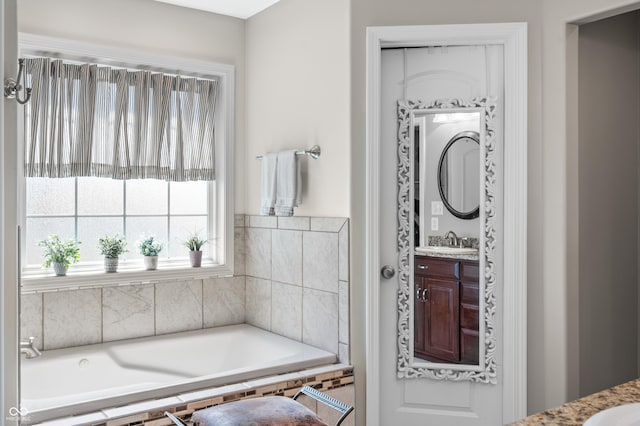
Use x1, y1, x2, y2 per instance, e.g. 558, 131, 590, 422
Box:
397, 97, 497, 383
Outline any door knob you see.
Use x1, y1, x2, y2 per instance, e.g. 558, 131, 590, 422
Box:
381, 265, 395, 279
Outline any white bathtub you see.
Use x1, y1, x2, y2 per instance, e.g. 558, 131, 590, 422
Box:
21, 324, 336, 423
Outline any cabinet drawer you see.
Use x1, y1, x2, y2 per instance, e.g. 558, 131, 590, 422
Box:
461, 260, 479, 281
461, 283, 479, 306
461, 304, 479, 330
415, 255, 458, 279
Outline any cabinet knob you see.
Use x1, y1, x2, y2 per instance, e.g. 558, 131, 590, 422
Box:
422, 288, 429, 301
417, 264, 428, 270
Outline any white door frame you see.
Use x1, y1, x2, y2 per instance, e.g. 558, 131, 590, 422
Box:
1, 0, 20, 424
365, 23, 528, 425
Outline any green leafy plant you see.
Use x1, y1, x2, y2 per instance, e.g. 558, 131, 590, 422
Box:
183, 232, 207, 251
98, 234, 128, 259
138, 236, 163, 256
38, 235, 81, 268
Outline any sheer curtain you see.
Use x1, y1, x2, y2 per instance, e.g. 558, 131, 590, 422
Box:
23, 57, 218, 181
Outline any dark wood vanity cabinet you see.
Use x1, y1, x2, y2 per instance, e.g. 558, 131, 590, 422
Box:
414, 255, 479, 364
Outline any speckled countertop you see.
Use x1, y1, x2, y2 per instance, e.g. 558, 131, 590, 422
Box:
509, 378, 640, 425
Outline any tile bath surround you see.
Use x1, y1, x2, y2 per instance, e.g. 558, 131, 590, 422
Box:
20, 215, 350, 363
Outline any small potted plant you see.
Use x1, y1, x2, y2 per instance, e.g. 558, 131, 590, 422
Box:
37, 234, 81, 276
183, 232, 207, 267
98, 234, 127, 273
138, 236, 163, 270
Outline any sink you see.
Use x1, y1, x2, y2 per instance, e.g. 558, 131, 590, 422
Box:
415, 246, 479, 256
584, 403, 640, 426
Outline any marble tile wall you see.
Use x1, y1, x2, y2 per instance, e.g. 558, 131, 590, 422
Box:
20, 215, 350, 364
21, 276, 246, 351
243, 216, 350, 363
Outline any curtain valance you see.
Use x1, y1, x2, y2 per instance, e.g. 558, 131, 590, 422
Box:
24, 57, 218, 181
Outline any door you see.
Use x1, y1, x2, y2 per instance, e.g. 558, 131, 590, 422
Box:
1, 0, 21, 424
413, 272, 427, 357
366, 23, 527, 426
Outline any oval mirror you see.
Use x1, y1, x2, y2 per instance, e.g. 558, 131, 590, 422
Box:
437, 131, 480, 219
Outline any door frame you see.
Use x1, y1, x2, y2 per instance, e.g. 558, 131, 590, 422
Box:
1, 0, 20, 424
365, 23, 528, 425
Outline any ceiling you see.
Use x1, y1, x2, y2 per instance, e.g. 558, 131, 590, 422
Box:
151, 0, 280, 19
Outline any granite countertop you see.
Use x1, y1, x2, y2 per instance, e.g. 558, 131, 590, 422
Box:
509, 378, 640, 425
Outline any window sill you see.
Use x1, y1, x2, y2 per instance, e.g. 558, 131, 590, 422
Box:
21, 261, 234, 293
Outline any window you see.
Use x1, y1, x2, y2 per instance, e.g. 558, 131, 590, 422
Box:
25, 177, 210, 268
19, 34, 235, 287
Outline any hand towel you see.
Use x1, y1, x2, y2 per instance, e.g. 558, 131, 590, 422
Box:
260, 153, 277, 216
274, 150, 301, 216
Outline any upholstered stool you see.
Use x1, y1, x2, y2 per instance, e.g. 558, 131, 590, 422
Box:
188, 386, 353, 426
191, 396, 327, 426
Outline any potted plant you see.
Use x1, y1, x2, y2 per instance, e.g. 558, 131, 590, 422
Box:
183, 232, 207, 267
37, 234, 81, 276
98, 234, 127, 273
138, 236, 163, 270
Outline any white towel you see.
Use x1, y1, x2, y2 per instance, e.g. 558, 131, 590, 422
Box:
274, 150, 301, 216
260, 153, 277, 216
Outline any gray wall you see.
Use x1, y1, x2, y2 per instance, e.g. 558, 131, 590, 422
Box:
578, 11, 640, 396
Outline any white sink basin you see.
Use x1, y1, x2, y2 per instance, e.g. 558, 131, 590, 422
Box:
415, 246, 479, 256
584, 403, 640, 426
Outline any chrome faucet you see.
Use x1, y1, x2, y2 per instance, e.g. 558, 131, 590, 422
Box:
444, 230, 459, 247
20, 337, 41, 359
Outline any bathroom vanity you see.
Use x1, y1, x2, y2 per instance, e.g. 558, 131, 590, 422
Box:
414, 254, 479, 364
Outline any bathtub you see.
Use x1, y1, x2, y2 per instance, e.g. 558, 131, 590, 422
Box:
21, 324, 336, 423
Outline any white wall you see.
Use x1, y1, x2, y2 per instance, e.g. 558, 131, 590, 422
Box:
18, 0, 247, 213
245, 0, 350, 217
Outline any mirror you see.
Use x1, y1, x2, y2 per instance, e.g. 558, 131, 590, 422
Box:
438, 131, 480, 219
397, 97, 497, 383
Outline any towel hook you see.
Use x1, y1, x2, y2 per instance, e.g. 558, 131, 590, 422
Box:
4, 59, 32, 105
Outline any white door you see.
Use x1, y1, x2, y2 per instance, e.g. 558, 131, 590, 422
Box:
1, 0, 21, 424
377, 47, 503, 426
366, 24, 528, 426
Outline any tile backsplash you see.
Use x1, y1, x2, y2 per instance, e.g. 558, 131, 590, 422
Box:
20, 215, 350, 363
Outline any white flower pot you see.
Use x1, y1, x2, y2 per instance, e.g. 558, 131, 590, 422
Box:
144, 255, 158, 270
189, 250, 203, 267
104, 257, 119, 273
53, 262, 68, 276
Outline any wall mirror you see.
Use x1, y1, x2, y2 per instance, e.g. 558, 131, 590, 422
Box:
438, 131, 480, 220
397, 97, 497, 383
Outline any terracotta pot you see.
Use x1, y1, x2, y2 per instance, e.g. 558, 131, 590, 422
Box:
144, 255, 158, 270
189, 250, 203, 267
104, 257, 119, 273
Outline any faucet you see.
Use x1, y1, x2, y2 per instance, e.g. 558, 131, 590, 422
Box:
20, 337, 41, 359
444, 230, 459, 247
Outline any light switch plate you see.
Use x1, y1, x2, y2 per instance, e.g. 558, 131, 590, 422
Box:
431, 201, 444, 215
431, 217, 439, 231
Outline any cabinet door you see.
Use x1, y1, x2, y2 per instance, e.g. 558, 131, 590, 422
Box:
425, 278, 460, 362
414, 274, 427, 358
